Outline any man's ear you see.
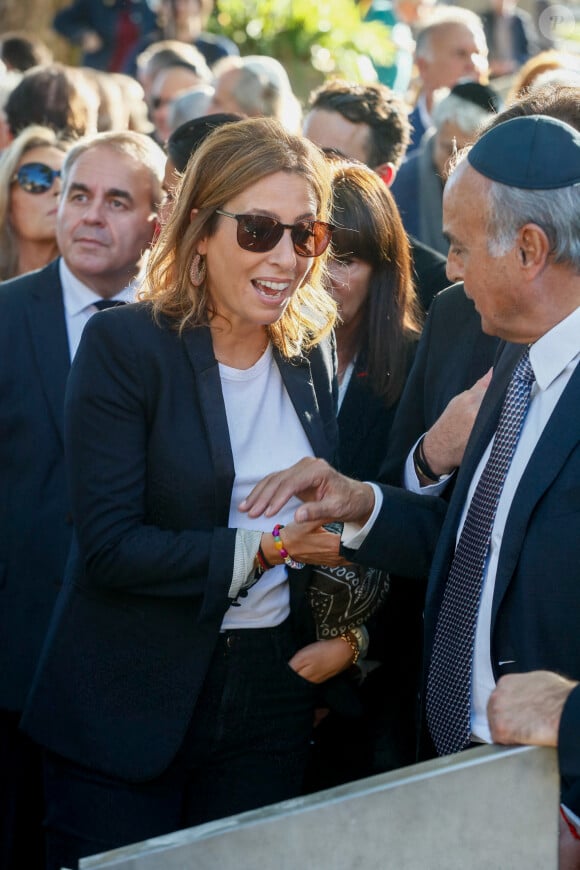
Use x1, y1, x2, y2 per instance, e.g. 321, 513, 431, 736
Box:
376, 162, 396, 188
518, 223, 551, 277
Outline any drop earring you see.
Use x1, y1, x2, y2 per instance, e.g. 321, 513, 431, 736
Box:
190, 253, 206, 287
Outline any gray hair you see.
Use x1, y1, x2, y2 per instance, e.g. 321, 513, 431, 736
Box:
432, 91, 494, 135
415, 7, 487, 60
62, 130, 166, 208
486, 181, 580, 271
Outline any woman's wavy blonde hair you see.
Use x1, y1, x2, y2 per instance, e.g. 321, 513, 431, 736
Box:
141, 117, 337, 358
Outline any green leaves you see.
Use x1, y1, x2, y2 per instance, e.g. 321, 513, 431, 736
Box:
211, 0, 395, 94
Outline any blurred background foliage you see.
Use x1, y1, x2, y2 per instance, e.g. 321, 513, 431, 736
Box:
209, 0, 394, 97
0, 0, 394, 101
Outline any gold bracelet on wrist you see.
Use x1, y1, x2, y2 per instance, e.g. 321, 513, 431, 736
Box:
339, 630, 360, 665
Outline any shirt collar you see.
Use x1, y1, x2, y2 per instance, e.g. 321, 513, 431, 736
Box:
529, 304, 580, 390
60, 258, 138, 316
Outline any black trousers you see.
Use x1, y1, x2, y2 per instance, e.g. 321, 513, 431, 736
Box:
43, 619, 316, 870
0, 708, 46, 870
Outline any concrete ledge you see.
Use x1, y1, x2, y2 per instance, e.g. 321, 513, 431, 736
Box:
81, 744, 559, 870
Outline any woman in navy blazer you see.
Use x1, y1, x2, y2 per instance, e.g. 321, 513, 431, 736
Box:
22, 118, 355, 869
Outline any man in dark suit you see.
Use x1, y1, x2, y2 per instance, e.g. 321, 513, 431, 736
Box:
0, 129, 164, 869
241, 115, 580, 867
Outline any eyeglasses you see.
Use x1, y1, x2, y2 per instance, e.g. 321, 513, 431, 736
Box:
12, 162, 61, 194
215, 209, 334, 258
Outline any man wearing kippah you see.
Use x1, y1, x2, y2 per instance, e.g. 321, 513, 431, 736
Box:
241, 114, 580, 868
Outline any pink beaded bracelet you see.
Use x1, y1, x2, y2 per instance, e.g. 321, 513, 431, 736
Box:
272, 524, 305, 570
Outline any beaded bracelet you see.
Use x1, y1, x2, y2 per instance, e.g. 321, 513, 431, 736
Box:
339, 630, 360, 665
272, 524, 305, 570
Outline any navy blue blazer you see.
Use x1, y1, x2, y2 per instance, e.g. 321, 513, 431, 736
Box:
407, 104, 428, 156
0, 260, 72, 712
22, 303, 338, 782
381, 283, 500, 486
351, 341, 580, 742
338, 339, 416, 481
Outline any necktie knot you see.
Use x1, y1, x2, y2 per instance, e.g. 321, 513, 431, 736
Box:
93, 299, 126, 311
513, 349, 535, 385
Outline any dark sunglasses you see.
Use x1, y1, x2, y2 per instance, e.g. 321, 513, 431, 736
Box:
215, 209, 334, 258
12, 162, 61, 194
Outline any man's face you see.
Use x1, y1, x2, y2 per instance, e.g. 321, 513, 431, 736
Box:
207, 68, 246, 116
419, 23, 488, 92
443, 162, 524, 341
150, 67, 204, 143
303, 109, 371, 165
432, 120, 474, 179
57, 145, 159, 297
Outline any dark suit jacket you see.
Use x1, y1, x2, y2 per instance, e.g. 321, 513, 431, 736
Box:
407, 103, 428, 156
381, 283, 500, 486
0, 260, 72, 712
338, 339, 417, 481
352, 342, 580, 761
481, 8, 538, 69
22, 303, 338, 782
409, 237, 449, 314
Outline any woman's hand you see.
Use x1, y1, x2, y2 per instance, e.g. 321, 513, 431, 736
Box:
288, 637, 356, 684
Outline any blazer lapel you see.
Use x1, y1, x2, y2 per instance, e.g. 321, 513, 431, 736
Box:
274, 346, 333, 461
425, 343, 523, 625
25, 261, 70, 447
491, 361, 580, 621
181, 326, 235, 521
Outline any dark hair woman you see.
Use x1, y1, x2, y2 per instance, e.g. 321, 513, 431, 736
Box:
329, 160, 422, 480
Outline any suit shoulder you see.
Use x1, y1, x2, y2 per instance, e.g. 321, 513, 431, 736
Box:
0, 262, 61, 310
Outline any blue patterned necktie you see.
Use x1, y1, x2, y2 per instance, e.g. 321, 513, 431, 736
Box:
426, 349, 536, 755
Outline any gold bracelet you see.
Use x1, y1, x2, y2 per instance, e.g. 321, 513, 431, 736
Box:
339, 631, 360, 665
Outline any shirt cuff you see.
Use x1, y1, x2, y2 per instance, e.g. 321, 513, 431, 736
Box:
228, 529, 263, 600
403, 434, 454, 495
341, 483, 383, 549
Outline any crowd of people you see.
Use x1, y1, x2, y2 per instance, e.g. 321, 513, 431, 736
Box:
0, 1, 579, 868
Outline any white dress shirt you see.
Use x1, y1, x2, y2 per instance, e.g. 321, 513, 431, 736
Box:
59, 259, 137, 361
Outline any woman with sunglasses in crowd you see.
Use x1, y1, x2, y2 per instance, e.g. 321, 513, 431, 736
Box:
21, 117, 358, 870
0, 125, 69, 282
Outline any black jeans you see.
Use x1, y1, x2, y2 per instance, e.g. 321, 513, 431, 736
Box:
43, 619, 316, 870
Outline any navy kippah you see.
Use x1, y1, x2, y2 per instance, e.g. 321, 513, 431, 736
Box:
468, 115, 580, 189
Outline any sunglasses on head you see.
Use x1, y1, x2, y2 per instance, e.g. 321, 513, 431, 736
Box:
12, 162, 61, 194
215, 209, 334, 258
